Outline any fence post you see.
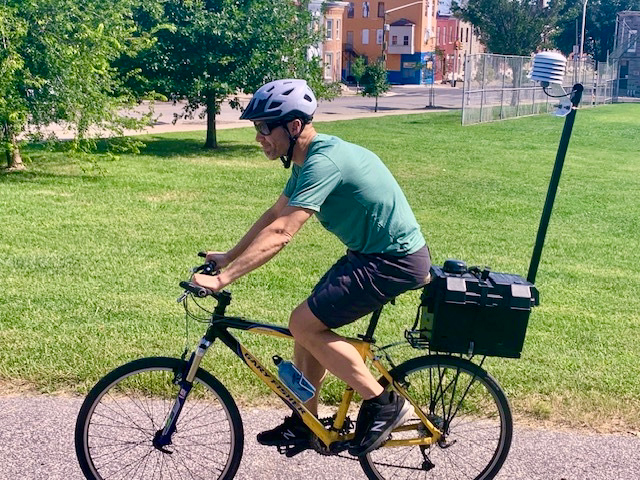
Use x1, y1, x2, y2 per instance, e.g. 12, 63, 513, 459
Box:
500, 57, 506, 119
480, 54, 487, 122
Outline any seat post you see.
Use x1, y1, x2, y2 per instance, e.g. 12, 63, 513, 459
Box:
359, 306, 384, 343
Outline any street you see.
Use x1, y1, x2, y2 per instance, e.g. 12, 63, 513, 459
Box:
120, 85, 463, 138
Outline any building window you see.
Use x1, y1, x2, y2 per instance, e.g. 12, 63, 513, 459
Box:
629, 30, 637, 53
436, 26, 440, 45
347, 2, 354, 18
466, 27, 469, 43
324, 53, 333, 80
346, 30, 354, 47
362, 28, 369, 45
336, 20, 341, 40
326, 19, 333, 40
392, 35, 398, 46
363, 2, 370, 18
449, 27, 453, 43
376, 29, 383, 44
378, 2, 385, 18
403, 35, 409, 46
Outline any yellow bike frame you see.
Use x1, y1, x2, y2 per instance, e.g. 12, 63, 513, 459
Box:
205, 320, 443, 449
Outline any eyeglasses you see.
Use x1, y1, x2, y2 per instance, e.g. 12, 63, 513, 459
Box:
253, 121, 282, 136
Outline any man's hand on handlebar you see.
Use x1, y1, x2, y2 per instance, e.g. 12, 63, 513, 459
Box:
204, 251, 231, 270
192, 272, 226, 292
190, 251, 229, 292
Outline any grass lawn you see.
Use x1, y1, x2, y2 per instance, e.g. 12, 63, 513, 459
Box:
1, 104, 639, 431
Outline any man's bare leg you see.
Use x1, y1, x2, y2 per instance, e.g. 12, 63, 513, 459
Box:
288, 301, 384, 403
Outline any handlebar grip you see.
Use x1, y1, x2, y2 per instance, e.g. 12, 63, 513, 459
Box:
179, 281, 212, 298
198, 251, 207, 258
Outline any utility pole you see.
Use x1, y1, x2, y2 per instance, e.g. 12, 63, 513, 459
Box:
579, 0, 589, 60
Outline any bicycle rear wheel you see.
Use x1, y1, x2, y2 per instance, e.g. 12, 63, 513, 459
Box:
75, 356, 243, 480
360, 355, 512, 480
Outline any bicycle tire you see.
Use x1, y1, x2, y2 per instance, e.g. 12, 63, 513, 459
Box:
360, 355, 512, 480
75, 356, 243, 480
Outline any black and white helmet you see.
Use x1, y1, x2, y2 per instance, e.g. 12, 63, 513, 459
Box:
240, 79, 317, 122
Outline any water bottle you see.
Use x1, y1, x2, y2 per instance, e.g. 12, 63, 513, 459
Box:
273, 355, 316, 402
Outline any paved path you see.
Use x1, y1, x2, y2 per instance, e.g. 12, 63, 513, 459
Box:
43, 85, 463, 140
1, 396, 638, 480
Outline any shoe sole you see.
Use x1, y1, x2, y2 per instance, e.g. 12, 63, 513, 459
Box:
257, 436, 311, 447
350, 399, 414, 456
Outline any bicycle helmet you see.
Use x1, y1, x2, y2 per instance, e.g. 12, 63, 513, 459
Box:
240, 79, 317, 122
241, 79, 317, 168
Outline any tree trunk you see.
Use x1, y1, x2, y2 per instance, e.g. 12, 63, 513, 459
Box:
3, 122, 25, 171
374, 96, 379, 113
204, 94, 217, 149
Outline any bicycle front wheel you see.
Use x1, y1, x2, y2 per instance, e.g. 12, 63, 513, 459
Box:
360, 355, 512, 480
75, 357, 243, 480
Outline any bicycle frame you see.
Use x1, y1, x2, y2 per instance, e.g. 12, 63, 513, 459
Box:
161, 306, 444, 451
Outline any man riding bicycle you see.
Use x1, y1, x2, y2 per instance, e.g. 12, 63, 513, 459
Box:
193, 79, 430, 456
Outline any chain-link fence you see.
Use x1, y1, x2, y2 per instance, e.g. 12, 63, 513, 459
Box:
461, 53, 618, 125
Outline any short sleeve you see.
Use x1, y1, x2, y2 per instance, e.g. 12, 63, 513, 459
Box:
287, 155, 341, 211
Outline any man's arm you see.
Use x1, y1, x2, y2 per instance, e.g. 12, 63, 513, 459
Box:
194, 205, 314, 291
208, 194, 290, 268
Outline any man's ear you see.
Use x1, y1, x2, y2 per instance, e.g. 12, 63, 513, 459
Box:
288, 119, 303, 137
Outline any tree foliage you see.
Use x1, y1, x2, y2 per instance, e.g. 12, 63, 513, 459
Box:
360, 61, 390, 112
122, 0, 337, 148
552, 0, 640, 62
351, 56, 366, 90
1, 0, 151, 170
454, 0, 558, 55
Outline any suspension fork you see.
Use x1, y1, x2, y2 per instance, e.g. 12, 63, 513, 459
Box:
153, 335, 214, 451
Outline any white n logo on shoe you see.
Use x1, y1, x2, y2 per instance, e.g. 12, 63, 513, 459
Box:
370, 421, 387, 432
282, 429, 296, 440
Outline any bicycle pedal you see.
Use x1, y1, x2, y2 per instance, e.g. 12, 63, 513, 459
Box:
277, 442, 310, 457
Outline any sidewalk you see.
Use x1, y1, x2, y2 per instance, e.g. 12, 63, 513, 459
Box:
33, 85, 460, 140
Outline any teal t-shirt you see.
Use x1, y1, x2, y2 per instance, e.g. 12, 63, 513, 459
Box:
283, 134, 425, 255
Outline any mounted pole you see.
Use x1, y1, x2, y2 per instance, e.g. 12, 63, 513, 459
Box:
527, 84, 584, 284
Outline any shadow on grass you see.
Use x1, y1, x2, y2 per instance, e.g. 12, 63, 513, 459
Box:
139, 136, 261, 158
0, 168, 103, 184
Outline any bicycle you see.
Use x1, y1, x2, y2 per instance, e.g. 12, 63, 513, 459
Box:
75, 255, 513, 480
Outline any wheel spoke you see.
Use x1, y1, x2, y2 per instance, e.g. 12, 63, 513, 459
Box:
75, 358, 242, 480
361, 356, 512, 480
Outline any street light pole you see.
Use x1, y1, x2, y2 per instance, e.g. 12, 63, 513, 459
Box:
579, 0, 589, 59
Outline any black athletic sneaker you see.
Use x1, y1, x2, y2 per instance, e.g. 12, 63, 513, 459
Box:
256, 415, 312, 446
348, 391, 413, 456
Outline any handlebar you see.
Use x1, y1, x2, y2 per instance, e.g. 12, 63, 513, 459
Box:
178, 253, 231, 312
179, 281, 212, 298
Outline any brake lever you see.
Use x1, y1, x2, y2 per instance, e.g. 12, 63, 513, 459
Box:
177, 291, 188, 303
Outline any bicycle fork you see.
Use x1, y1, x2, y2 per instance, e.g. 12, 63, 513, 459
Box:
153, 336, 213, 452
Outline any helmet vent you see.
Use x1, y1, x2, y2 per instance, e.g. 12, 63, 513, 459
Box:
282, 88, 295, 96
270, 101, 282, 108
304, 94, 313, 102
266, 86, 275, 92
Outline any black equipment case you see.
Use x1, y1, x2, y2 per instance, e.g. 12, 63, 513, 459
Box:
417, 259, 539, 358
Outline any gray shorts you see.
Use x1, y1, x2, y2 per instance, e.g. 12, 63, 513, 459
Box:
307, 245, 431, 329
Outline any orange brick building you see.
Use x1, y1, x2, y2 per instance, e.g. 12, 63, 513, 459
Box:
435, 11, 483, 83
342, 0, 438, 84
321, 2, 350, 82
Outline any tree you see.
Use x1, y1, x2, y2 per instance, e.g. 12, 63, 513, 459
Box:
123, 0, 336, 149
552, 0, 640, 62
0, 4, 27, 170
1, 0, 149, 171
360, 61, 390, 112
351, 56, 366, 92
454, 0, 558, 55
